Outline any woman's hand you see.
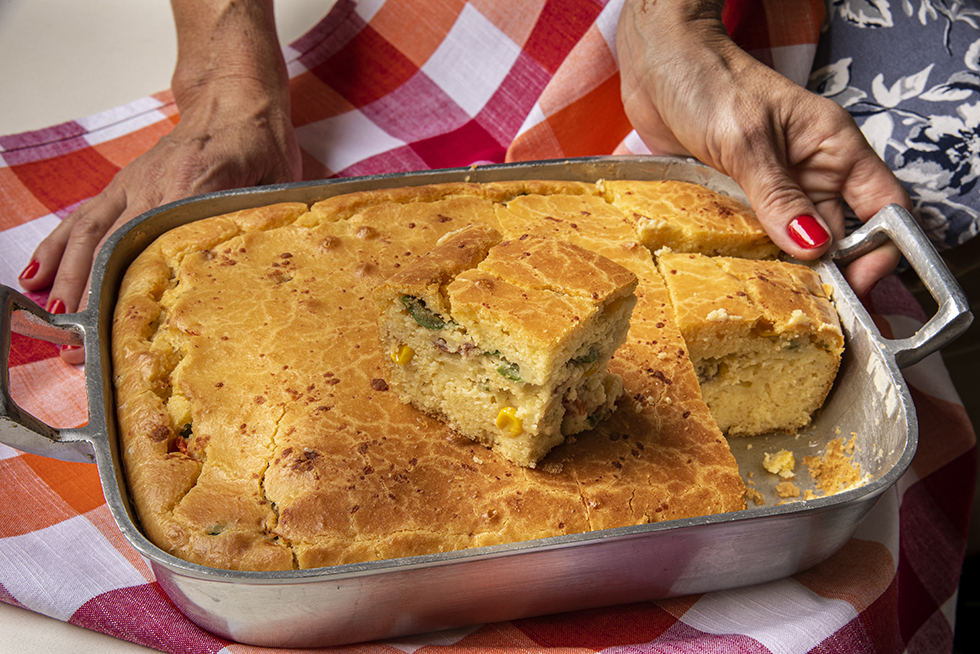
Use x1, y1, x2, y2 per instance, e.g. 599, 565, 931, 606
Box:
617, 0, 910, 296
19, 79, 300, 307
18, 0, 301, 363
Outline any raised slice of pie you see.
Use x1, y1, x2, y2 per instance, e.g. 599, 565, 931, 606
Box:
374, 224, 638, 467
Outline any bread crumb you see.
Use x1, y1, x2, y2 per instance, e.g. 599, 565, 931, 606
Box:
802, 436, 862, 496
745, 488, 766, 506
540, 461, 564, 474
776, 481, 800, 498
707, 308, 742, 322
786, 309, 809, 327
763, 449, 796, 479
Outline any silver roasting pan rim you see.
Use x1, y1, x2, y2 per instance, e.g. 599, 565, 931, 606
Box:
1, 155, 972, 643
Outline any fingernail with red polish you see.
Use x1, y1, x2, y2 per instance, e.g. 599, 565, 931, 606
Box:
860, 281, 879, 305
61, 345, 80, 353
19, 260, 40, 280
46, 298, 66, 315
788, 215, 830, 249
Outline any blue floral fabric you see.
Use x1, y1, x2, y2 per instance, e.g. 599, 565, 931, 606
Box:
810, 0, 980, 250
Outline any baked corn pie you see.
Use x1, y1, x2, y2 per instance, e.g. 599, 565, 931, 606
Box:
111, 178, 835, 571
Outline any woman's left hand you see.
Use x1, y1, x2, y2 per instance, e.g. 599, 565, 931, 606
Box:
617, 0, 911, 297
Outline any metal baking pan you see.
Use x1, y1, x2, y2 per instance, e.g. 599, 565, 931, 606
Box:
0, 156, 972, 647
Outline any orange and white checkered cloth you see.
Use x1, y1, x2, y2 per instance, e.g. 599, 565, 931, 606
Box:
0, 1, 975, 652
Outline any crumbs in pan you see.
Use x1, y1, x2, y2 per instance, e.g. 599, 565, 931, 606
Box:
759, 435, 866, 504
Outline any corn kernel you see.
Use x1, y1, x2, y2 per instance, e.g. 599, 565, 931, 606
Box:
391, 344, 415, 365
495, 407, 523, 437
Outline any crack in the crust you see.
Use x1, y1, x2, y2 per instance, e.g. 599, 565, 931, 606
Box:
160, 225, 301, 565
121, 206, 336, 567
259, 401, 298, 568
573, 470, 597, 532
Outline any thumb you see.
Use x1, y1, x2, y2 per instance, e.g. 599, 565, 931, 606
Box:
735, 167, 835, 262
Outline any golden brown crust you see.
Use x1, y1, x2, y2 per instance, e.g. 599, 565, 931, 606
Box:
714, 256, 842, 346
113, 181, 762, 571
373, 223, 504, 317
445, 233, 638, 355
479, 234, 638, 302
602, 180, 780, 259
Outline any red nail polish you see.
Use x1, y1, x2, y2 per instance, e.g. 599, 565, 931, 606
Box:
19, 260, 40, 280
860, 280, 879, 305
61, 345, 81, 352
46, 298, 66, 315
788, 215, 830, 249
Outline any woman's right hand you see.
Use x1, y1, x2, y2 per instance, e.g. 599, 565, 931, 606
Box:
18, 0, 301, 363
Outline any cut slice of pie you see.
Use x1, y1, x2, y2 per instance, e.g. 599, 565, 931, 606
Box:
374, 224, 638, 467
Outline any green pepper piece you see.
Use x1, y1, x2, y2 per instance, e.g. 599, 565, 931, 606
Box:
400, 295, 446, 330
571, 346, 599, 365
496, 361, 522, 382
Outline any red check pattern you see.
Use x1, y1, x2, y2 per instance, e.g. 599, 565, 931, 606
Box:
0, 1, 975, 652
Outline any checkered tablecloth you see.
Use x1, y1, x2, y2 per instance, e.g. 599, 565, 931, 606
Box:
1, 1, 975, 652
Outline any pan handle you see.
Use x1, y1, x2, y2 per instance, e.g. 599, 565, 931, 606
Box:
829, 204, 974, 369
0, 284, 96, 463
